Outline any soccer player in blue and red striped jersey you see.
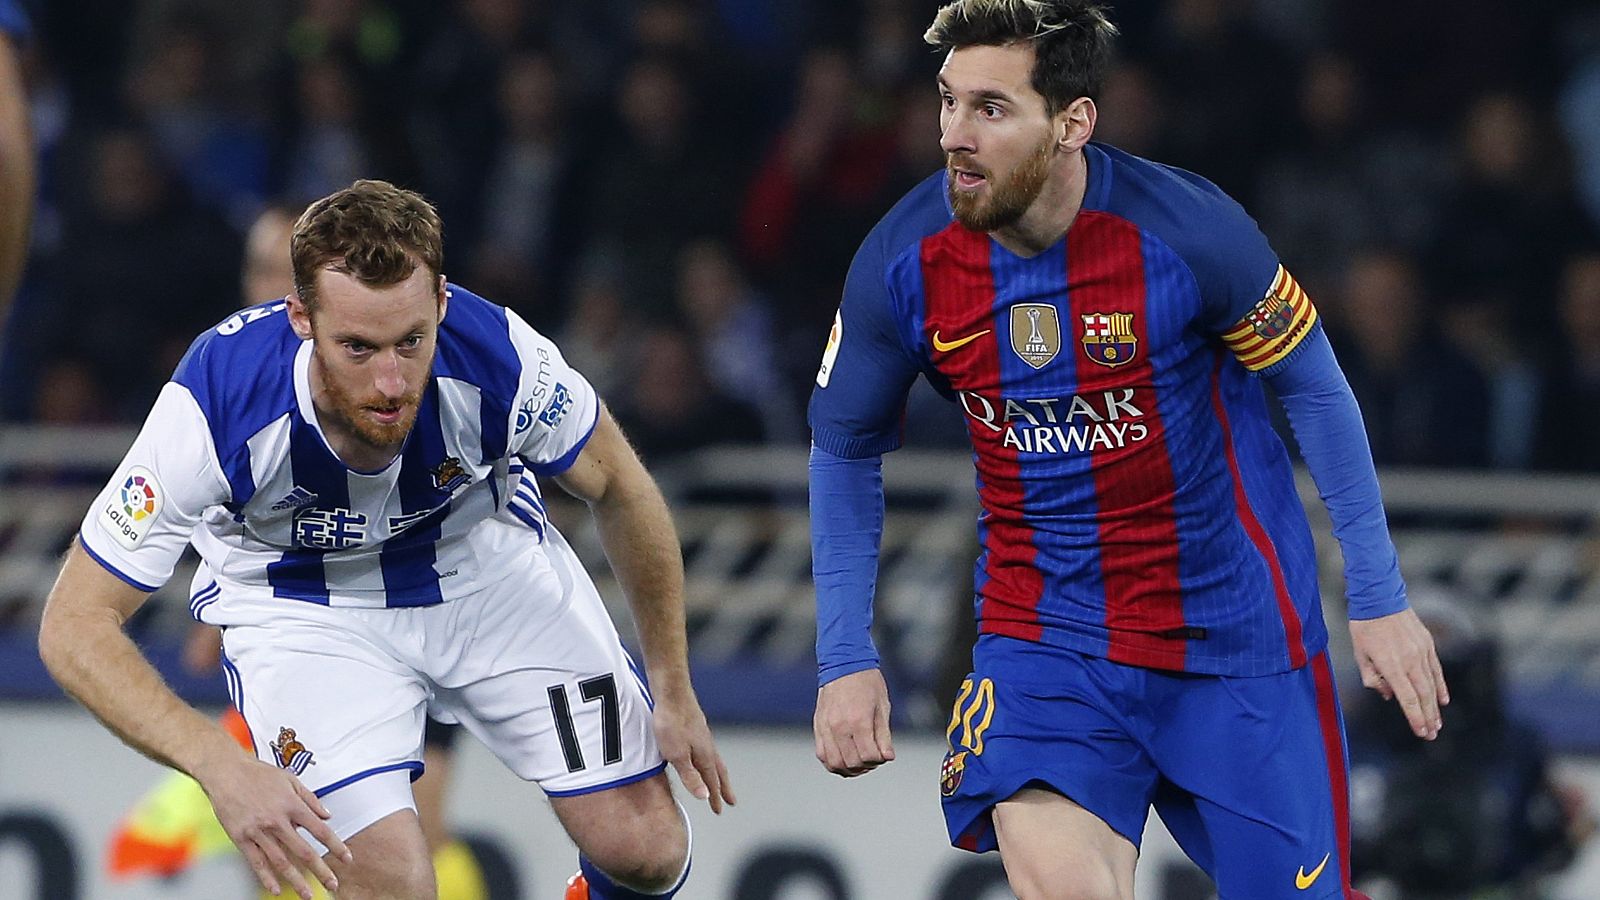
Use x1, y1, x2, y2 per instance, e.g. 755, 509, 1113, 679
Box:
808, 2, 1449, 898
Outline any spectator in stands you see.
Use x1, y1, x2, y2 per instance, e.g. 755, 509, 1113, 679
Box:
1254, 52, 1382, 296
739, 46, 898, 337
469, 50, 583, 331
610, 326, 765, 463
1423, 91, 1593, 467
241, 204, 298, 305
280, 52, 374, 204
1328, 248, 1495, 467
406, 0, 538, 253
1534, 251, 1600, 472
674, 237, 799, 443
558, 253, 631, 401
1091, 61, 1172, 162
1559, 19, 1600, 232
30, 358, 107, 426
587, 55, 732, 318
1427, 91, 1595, 341
124, 11, 270, 226
54, 128, 240, 416
1143, 0, 1296, 202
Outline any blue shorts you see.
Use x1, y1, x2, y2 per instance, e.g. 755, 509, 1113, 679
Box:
941, 635, 1354, 900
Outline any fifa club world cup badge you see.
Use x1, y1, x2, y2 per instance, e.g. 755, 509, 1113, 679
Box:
1010, 303, 1061, 369
271, 727, 315, 775
1080, 311, 1138, 368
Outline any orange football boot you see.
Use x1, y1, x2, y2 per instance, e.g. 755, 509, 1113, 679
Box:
563, 871, 590, 899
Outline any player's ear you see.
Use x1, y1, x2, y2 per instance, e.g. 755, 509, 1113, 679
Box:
436, 274, 448, 323
1058, 96, 1096, 152
286, 292, 314, 340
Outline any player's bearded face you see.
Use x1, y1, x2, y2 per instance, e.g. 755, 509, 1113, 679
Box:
299, 267, 443, 455
947, 135, 1053, 232
315, 348, 428, 449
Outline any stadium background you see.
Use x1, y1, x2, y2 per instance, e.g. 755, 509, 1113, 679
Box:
2, 0, 1600, 897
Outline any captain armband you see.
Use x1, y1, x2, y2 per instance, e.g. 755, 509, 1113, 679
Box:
1221, 265, 1319, 372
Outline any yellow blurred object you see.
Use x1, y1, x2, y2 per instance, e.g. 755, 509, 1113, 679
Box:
112, 708, 487, 900
434, 838, 489, 900
105, 767, 235, 878
106, 707, 253, 879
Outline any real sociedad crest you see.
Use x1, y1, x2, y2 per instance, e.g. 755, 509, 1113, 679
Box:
270, 726, 315, 775
1009, 304, 1060, 369
430, 456, 471, 493
1080, 312, 1138, 368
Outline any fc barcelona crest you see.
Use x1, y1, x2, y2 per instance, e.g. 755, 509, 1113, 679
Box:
1245, 292, 1294, 340
940, 750, 968, 796
1009, 304, 1060, 369
1080, 312, 1138, 368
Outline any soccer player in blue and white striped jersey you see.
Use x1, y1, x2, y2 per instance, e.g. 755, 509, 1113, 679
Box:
39, 180, 733, 900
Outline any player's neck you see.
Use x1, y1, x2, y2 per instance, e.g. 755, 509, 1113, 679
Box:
990, 150, 1088, 258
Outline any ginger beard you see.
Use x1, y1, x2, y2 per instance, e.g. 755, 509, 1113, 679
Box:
947, 135, 1054, 233
312, 341, 428, 450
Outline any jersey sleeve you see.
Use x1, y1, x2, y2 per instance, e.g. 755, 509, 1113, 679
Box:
1175, 179, 1319, 376
504, 310, 600, 476
78, 383, 229, 591
806, 231, 922, 458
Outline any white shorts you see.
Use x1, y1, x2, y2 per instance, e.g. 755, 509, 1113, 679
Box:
217, 538, 663, 843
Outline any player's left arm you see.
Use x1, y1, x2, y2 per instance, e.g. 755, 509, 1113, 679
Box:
1262, 325, 1447, 739
1216, 261, 1448, 740
1184, 184, 1448, 740
554, 405, 735, 813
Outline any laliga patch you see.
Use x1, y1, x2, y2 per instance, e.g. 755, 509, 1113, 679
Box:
100, 466, 163, 550
816, 309, 842, 387
538, 383, 574, 429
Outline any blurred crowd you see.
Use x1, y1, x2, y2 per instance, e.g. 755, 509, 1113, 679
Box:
3, 0, 1600, 471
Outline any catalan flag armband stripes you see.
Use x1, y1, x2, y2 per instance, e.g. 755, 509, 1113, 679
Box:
1221, 265, 1319, 372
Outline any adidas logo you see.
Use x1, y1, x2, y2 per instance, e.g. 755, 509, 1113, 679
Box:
271, 487, 319, 511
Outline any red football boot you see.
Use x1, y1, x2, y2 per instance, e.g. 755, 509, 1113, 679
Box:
564, 871, 590, 900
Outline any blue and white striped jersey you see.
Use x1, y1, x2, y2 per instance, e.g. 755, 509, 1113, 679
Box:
79, 284, 598, 613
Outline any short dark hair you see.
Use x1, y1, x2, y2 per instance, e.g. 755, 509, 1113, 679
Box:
924, 0, 1118, 115
290, 179, 444, 313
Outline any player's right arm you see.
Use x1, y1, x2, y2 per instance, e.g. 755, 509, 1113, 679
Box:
36, 382, 349, 898
807, 229, 921, 778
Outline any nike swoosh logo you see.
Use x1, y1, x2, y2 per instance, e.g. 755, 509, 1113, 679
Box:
932, 329, 992, 352
1295, 853, 1331, 890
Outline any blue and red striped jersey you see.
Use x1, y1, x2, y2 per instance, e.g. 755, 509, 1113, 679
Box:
809, 142, 1328, 676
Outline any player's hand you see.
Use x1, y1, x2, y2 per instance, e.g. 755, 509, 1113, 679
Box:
193, 750, 352, 899
814, 668, 895, 777
1350, 608, 1450, 741
652, 687, 736, 814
